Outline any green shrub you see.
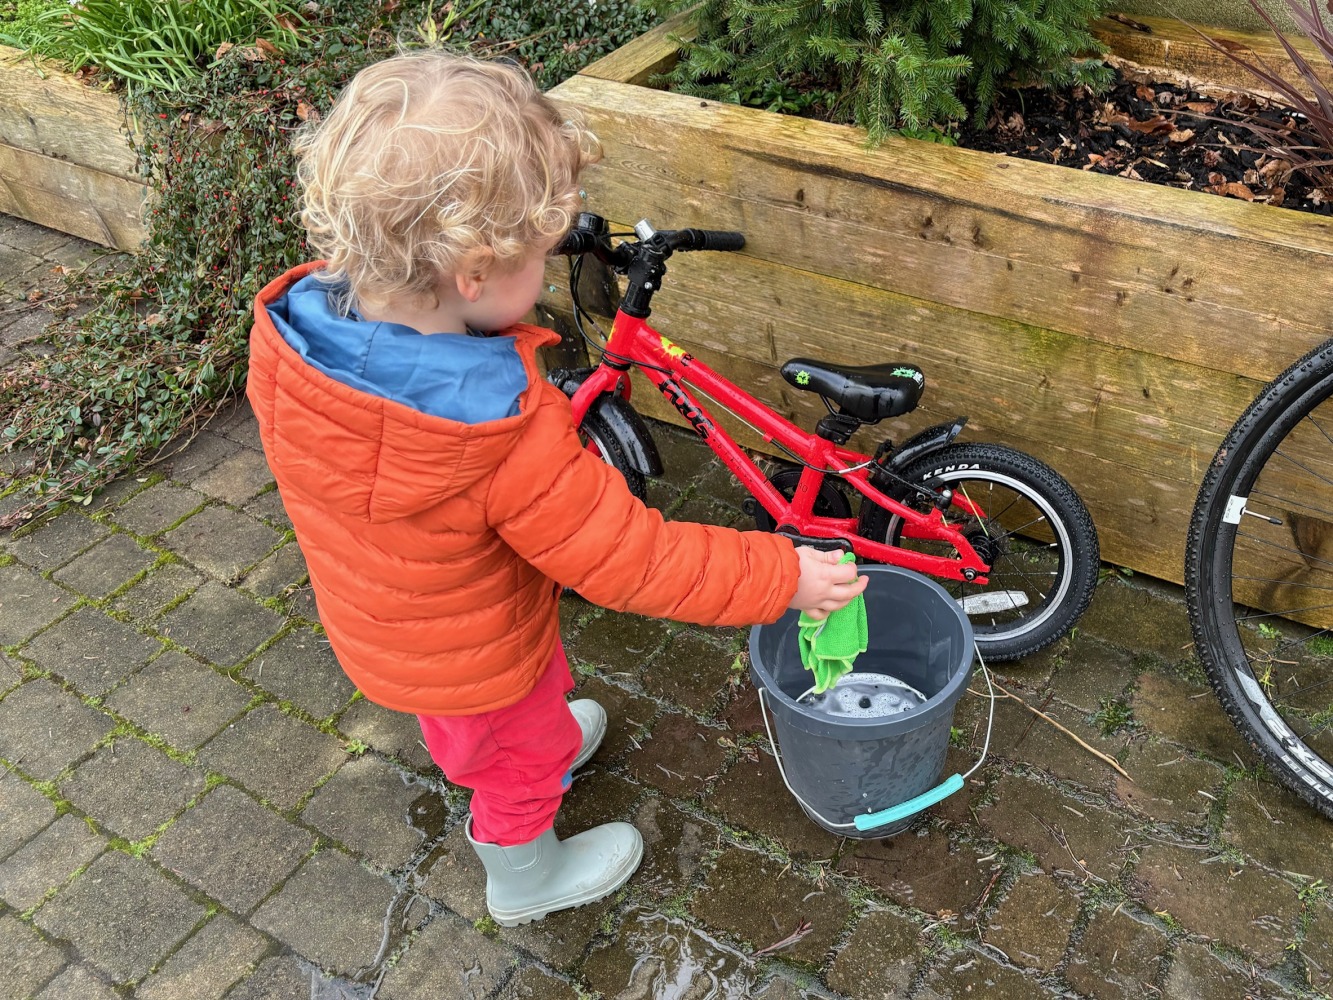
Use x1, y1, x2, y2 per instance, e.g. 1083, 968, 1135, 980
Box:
0, 1, 64, 45
481, 0, 661, 90
653, 0, 1114, 141
3, 0, 303, 91
0, 0, 661, 521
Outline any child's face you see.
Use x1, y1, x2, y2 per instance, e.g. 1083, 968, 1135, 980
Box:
464, 245, 553, 332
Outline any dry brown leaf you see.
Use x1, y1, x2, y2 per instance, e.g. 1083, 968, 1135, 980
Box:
256, 38, 282, 57
1259, 157, 1290, 180
1167, 129, 1195, 144
1203, 149, 1223, 167
214, 41, 234, 60
1083, 153, 1104, 170
1135, 83, 1157, 101
145, 313, 165, 327
1209, 179, 1256, 201
1183, 101, 1218, 113
1124, 115, 1175, 135
296, 101, 319, 122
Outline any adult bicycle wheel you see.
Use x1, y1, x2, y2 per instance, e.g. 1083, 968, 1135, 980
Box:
858, 443, 1099, 661
1187, 339, 1333, 818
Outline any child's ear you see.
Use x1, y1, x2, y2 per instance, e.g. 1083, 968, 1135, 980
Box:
454, 248, 494, 303
455, 269, 484, 303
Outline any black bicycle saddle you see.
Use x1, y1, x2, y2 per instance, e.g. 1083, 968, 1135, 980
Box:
780, 358, 924, 422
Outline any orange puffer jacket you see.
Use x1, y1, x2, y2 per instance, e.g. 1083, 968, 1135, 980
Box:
247, 263, 799, 716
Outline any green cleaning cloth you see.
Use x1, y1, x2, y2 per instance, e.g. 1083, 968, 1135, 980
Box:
797, 552, 867, 694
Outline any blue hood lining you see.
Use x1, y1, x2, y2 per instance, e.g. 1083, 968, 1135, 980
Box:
266, 274, 527, 424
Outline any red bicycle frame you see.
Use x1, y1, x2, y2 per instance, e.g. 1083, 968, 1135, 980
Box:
569, 311, 991, 584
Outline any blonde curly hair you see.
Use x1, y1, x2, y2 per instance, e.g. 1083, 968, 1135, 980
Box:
293, 51, 600, 311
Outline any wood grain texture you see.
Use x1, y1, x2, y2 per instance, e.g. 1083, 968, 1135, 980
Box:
0, 142, 146, 248
542, 28, 1333, 583
1091, 12, 1333, 101
0, 46, 146, 248
0, 45, 139, 179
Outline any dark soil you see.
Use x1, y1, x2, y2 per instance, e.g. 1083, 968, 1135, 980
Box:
958, 69, 1332, 216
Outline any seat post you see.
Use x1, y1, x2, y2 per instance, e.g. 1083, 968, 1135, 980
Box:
816, 411, 862, 444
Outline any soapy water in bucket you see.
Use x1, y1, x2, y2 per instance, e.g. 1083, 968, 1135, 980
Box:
796, 672, 929, 719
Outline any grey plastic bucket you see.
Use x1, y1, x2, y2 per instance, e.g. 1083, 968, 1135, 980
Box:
749, 564, 974, 838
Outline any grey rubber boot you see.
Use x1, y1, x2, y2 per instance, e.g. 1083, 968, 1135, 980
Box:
568, 699, 606, 771
466, 816, 643, 927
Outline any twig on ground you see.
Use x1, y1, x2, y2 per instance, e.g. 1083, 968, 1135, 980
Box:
751, 918, 813, 957
970, 679, 1133, 781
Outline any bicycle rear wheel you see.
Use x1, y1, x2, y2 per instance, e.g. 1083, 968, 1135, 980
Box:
1187, 339, 1333, 818
858, 443, 1099, 661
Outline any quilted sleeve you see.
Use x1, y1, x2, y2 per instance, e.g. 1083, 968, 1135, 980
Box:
487, 386, 800, 626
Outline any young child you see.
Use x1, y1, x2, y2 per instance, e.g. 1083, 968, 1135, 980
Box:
246, 51, 866, 927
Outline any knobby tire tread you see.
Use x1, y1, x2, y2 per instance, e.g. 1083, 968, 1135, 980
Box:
1186, 338, 1333, 819
862, 442, 1099, 662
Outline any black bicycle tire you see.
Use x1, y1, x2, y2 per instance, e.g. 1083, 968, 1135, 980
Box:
860, 443, 1100, 661
581, 409, 647, 504
1186, 338, 1333, 818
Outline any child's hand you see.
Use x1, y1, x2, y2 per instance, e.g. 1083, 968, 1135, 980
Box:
788, 546, 869, 620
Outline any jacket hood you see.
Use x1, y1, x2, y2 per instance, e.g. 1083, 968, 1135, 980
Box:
249, 263, 560, 524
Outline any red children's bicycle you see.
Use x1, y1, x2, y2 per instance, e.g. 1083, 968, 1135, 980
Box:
549, 213, 1099, 660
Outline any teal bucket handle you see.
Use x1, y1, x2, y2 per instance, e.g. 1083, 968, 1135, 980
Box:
852, 772, 965, 832
756, 653, 995, 834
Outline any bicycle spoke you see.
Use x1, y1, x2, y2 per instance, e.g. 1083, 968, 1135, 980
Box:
1189, 339, 1333, 817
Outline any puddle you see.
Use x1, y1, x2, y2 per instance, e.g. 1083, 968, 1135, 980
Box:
408, 788, 447, 839
299, 958, 383, 999
307, 771, 454, 996
608, 909, 757, 999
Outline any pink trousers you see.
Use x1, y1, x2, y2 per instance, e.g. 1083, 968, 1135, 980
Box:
416, 643, 581, 846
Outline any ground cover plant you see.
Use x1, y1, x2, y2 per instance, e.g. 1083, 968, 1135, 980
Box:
0, 0, 659, 522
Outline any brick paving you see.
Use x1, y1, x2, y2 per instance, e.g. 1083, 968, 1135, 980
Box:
1, 213, 1332, 998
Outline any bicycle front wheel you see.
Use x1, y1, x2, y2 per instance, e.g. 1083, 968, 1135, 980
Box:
859, 443, 1099, 661
1187, 339, 1333, 818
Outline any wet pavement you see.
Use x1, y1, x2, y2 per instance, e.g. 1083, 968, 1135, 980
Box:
2, 213, 1332, 999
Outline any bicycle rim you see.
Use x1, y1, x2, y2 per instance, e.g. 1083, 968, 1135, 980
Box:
1189, 342, 1333, 815
909, 472, 1071, 638
873, 443, 1098, 660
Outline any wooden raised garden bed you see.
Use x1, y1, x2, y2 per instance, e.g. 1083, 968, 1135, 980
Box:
539, 16, 1333, 585
0, 45, 146, 250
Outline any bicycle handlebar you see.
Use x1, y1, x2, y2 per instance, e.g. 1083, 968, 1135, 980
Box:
555, 212, 744, 319
667, 228, 746, 252
554, 213, 745, 260
554, 228, 606, 257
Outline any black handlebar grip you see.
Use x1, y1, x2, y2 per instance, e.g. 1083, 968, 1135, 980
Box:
670, 228, 746, 252
555, 229, 597, 256
700, 230, 746, 252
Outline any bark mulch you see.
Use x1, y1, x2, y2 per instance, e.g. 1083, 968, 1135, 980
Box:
959, 69, 1330, 216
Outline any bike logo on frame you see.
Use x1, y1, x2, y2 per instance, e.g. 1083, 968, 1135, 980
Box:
661, 379, 713, 439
